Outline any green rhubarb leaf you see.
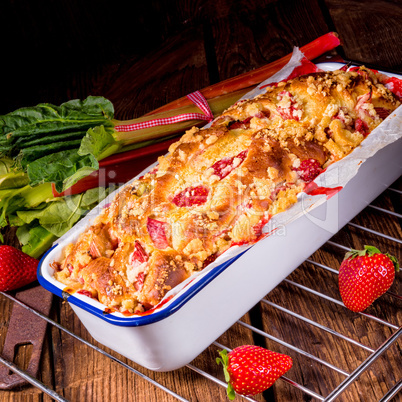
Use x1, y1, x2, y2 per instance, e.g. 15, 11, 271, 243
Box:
16, 224, 57, 259
27, 148, 99, 193
0, 182, 53, 241
15, 222, 31, 244
0, 193, 26, 228
15, 129, 87, 148
17, 187, 109, 237
17, 195, 84, 237
7, 213, 25, 227
80, 186, 110, 207
18, 139, 83, 170
78, 124, 121, 161
0, 96, 114, 142
0, 158, 14, 175
20, 182, 53, 208
0, 171, 30, 189
16, 205, 48, 225
60, 161, 98, 193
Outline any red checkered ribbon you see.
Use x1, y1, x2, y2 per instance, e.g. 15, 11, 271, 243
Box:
114, 90, 213, 132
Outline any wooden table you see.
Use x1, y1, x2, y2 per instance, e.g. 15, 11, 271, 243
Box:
1, 1, 401, 401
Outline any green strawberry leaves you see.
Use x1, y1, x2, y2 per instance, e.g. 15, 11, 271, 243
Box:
386, 253, 399, 272
344, 245, 381, 259
363, 245, 382, 256
344, 245, 399, 272
216, 349, 236, 400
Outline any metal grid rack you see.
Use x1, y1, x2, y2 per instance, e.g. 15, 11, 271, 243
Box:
1, 182, 401, 402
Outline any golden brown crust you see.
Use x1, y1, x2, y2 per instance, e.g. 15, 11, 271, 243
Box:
54, 68, 400, 313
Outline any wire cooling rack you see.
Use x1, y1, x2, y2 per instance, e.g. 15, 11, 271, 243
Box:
1, 180, 401, 402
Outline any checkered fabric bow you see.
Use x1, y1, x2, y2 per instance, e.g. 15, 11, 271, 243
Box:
114, 91, 213, 132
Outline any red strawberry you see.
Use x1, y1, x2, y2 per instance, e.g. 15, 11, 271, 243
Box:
77, 289, 94, 298
210, 149, 248, 180
171, 185, 209, 207
294, 158, 322, 182
146, 217, 169, 249
228, 116, 252, 130
276, 90, 302, 121
338, 245, 399, 312
354, 118, 370, 137
217, 345, 293, 399
131, 240, 148, 267
0, 245, 38, 292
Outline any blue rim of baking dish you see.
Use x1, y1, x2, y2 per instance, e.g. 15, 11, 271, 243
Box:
38, 244, 247, 327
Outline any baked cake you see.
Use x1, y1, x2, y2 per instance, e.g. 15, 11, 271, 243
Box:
53, 67, 400, 314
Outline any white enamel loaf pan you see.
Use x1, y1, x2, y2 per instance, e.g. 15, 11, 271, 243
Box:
38, 63, 402, 371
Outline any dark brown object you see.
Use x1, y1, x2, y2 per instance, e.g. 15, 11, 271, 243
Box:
0, 285, 53, 390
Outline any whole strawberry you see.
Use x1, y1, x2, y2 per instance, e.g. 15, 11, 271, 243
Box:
338, 245, 399, 312
217, 345, 292, 400
0, 245, 38, 292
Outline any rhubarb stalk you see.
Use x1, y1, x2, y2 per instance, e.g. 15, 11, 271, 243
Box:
113, 88, 251, 148
145, 32, 340, 115
112, 33, 340, 148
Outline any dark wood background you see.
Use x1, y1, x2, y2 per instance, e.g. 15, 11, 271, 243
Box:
0, 0, 401, 401
2, 0, 402, 118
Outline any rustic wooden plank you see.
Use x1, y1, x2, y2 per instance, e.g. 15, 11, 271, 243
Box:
104, 25, 210, 119
325, 0, 402, 70
210, 0, 331, 82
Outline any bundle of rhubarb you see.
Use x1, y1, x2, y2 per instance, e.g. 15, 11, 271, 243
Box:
0, 33, 342, 258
